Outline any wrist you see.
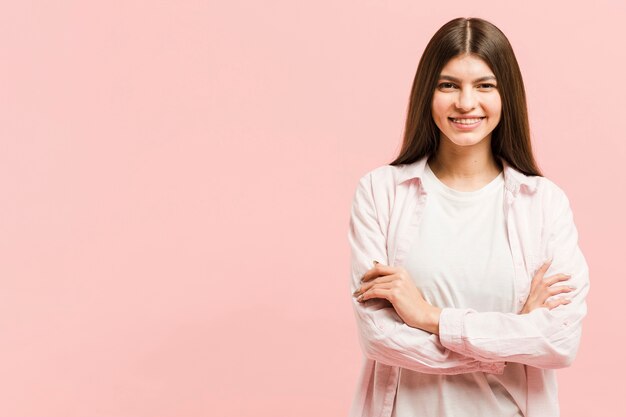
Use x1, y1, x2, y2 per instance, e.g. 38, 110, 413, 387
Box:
423, 305, 442, 335
410, 302, 442, 334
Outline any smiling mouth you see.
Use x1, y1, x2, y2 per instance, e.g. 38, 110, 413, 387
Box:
448, 117, 485, 124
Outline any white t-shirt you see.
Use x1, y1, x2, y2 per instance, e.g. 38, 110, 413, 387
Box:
391, 162, 526, 417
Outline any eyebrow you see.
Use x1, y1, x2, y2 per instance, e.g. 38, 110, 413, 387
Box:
439, 75, 497, 82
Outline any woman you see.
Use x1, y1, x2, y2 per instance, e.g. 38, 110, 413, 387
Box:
347, 17, 589, 417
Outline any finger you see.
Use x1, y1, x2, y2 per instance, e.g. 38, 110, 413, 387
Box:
543, 273, 572, 287
544, 297, 572, 310
534, 259, 552, 278
358, 287, 393, 303
547, 284, 575, 296
366, 282, 395, 292
530, 259, 552, 290
355, 275, 396, 295
361, 264, 397, 282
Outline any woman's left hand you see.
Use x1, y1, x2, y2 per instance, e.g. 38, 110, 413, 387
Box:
353, 261, 435, 330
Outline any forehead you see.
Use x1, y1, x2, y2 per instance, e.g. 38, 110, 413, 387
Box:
439, 54, 495, 79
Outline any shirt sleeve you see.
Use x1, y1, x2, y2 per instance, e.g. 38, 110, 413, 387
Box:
348, 172, 506, 375
438, 185, 590, 369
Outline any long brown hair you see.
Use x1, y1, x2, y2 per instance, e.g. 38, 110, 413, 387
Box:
390, 17, 542, 177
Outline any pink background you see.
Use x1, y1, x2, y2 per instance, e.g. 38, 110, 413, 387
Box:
0, 1, 623, 416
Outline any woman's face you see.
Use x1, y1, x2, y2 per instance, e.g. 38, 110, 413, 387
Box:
431, 54, 502, 148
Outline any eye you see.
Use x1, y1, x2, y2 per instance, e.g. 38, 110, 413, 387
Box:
478, 83, 497, 89
437, 82, 456, 90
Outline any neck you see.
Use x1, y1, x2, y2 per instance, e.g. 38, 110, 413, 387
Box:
427, 136, 502, 189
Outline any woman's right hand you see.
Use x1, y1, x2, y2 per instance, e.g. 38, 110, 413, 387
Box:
519, 259, 576, 314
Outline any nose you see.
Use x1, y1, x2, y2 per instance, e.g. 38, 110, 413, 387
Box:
456, 87, 477, 111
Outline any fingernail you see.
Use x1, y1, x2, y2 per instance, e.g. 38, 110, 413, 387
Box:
545, 258, 553, 264
357, 295, 364, 302
353, 288, 361, 296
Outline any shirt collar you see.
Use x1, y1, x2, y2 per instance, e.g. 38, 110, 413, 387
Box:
395, 154, 539, 194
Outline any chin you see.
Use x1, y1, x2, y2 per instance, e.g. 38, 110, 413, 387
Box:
444, 134, 490, 147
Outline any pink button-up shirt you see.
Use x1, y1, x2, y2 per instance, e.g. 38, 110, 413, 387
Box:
347, 155, 590, 417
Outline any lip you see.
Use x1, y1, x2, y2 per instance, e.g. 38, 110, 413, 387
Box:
448, 116, 484, 130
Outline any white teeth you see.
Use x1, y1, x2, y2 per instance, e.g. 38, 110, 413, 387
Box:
451, 118, 483, 124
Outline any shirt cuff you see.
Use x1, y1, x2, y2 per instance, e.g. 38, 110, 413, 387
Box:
439, 307, 470, 353
439, 307, 506, 375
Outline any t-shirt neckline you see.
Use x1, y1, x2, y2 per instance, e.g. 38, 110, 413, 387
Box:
423, 162, 504, 201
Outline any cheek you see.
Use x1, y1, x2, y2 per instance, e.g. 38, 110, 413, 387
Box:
488, 95, 502, 117
431, 96, 447, 120
491, 104, 502, 122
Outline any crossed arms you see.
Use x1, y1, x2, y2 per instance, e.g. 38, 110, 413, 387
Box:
348, 173, 590, 374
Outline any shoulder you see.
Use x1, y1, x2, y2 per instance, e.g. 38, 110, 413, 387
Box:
535, 176, 570, 204
357, 164, 400, 183
354, 164, 401, 194
527, 175, 573, 219
351, 164, 401, 215
502, 158, 569, 207
502, 162, 574, 220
